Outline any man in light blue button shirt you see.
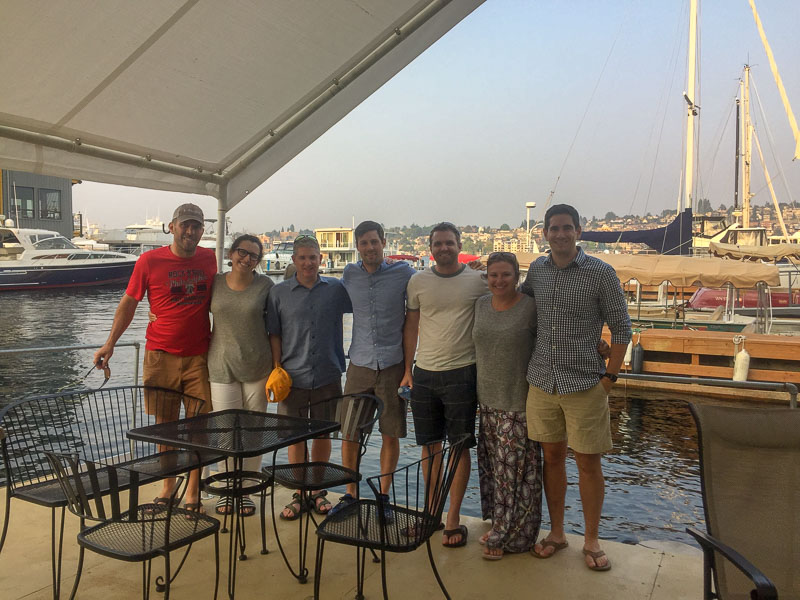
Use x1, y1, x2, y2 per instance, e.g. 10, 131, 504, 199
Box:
328, 220, 416, 516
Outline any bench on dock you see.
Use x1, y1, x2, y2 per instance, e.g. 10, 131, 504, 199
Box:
0, 385, 220, 599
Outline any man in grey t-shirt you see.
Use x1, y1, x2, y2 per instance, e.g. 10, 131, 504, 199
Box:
401, 222, 487, 548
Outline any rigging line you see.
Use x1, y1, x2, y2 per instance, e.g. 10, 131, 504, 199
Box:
697, 84, 738, 209
627, 0, 686, 219
641, 4, 687, 219
541, 2, 632, 215
751, 74, 797, 209
693, 0, 703, 208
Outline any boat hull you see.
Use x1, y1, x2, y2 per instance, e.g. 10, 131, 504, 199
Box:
0, 262, 136, 291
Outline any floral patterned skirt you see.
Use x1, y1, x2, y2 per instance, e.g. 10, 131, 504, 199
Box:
477, 404, 543, 553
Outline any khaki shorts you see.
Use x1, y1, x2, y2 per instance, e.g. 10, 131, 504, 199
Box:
526, 382, 612, 455
343, 361, 407, 439
142, 350, 211, 420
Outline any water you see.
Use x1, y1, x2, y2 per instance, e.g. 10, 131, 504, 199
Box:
0, 282, 706, 545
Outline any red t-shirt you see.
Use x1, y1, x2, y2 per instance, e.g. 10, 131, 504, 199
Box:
125, 245, 217, 356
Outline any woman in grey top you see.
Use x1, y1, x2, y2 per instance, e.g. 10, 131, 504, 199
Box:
473, 252, 542, 560
208, 234, 274, 516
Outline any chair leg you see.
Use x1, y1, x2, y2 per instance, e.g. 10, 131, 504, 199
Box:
357, 546, 367, 600
313, 537, 324, 600
67, 545, 85, 600
270, 481, 303, 582
51, 506, 66, 600
162, 552, 171, 600
142, 559, 153, 600
156, 543, 193, 592
259, 488, 269, 555
426, 539, 451, 600
213, 533, 220, 600
0, 488, 11, 553
380, 549, 389, 600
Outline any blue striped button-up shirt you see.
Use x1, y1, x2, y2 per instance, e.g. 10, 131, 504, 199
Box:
267, 275, 352, 389
521, 247, 631, 395
342, 260, 415, 370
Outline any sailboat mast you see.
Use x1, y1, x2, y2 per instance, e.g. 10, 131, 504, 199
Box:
683, 0, 698, 212
742, 65, 752, 228
734, 96, 740, 211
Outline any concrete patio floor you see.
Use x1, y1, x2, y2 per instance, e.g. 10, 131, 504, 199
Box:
0, 484, 702, 599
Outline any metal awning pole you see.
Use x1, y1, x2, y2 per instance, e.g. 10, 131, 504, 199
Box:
216, 190, 226, 272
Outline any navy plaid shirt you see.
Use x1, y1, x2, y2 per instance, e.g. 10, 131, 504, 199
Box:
521, 247, 631, 395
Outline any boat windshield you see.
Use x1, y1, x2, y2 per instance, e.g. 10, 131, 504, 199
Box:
33, 236, 78, 250
0, 229, 22, 246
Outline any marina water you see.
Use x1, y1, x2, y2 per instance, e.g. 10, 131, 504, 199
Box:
0, 280, 705, 546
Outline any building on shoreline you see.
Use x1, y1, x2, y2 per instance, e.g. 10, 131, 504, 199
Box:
1, 170, 75, 238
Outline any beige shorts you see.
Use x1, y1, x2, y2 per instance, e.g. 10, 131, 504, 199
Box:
142, 350, 211, 420
343, 361, 407, 439
526, 382, 612, 455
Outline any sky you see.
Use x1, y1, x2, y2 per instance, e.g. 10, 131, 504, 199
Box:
72, 0, 800, 233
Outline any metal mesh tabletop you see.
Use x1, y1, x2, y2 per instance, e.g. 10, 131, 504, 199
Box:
127, 409, 340, 458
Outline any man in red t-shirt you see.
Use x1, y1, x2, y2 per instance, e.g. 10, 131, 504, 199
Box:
94, 203, 217, 513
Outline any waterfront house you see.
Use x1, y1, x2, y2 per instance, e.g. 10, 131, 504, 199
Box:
0, 170, 75, 238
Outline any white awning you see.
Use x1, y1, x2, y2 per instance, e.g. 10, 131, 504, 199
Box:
0, 0, 484, 210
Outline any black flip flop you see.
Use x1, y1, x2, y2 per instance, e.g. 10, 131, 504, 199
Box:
442, 524, 468, 548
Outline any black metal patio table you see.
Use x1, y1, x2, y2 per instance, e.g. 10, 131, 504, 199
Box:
127, 408, 340, 599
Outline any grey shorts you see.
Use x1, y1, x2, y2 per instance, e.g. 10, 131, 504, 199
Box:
343, 361, 407, 439
277, 380, 342, 426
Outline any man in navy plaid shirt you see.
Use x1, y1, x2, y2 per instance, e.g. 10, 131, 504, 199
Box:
522, 204, 631, 572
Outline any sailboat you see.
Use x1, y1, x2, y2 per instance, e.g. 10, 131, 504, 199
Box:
580, 0, 799, 261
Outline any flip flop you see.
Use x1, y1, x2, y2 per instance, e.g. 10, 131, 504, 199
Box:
280, 492, 306, 521
144, 496, 179, 515
583, 548, 612, 571
442, 524, 468, 548
239, 497, 256, 517
531, 539, 569, 559
401, 520, 444, 538
183, 501, 206, 519
482, 547, 504, 561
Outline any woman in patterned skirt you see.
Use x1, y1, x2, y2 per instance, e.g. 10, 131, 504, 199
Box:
473, 252, 542, 560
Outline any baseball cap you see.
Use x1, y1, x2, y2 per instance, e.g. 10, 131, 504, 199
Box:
266, 365, 292, 403
172, 203, 204, 225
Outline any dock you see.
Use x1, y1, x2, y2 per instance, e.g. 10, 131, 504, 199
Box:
1, 484, 702, 599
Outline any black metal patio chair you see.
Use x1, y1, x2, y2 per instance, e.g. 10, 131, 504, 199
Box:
0, 385, 220, 599
313, 434, 469, 600
44, 451, 220, 600
263, 392, 382, 584
687, 402, 800, 600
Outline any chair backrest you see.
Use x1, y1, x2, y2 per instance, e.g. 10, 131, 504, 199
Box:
43, 451, 129, 522
310, 392, 383, 451
690, 403, 800, 599
0, 385, 204, 493
367, 434, 469, 549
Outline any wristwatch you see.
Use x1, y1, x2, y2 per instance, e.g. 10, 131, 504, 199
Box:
601, 372, 618, 383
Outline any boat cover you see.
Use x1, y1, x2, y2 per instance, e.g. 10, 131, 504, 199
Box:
578, 208, 693, 255
709, 241, 800, 263
0, 0, 484, 210
504, 252, 781, 288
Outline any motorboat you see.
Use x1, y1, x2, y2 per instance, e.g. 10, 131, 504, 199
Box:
0, 220, 137, 291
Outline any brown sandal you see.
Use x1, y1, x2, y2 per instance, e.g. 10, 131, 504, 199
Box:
531, 539, 569, 558
280, 492, 305, 521
583, 548, 612, 571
